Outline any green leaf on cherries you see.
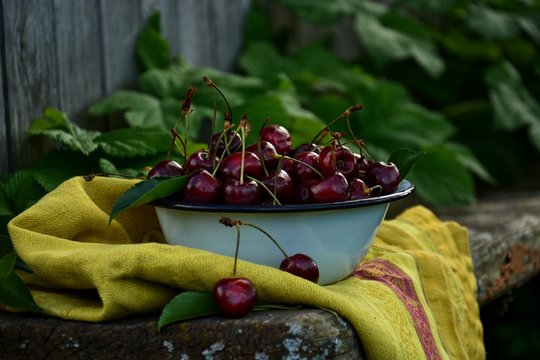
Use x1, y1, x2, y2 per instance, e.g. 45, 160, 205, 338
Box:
388, 148, 425, 180
109, 176, 186, 223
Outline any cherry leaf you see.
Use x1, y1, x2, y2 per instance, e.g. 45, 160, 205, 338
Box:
157, 291, 218, 331
109, 176, 186, 223
388, 148, 425, 179
0, 252, 16, 282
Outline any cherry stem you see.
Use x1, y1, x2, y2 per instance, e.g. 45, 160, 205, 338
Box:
275, 154, 324, 179
258, 117, 270, 177
170, 128, 187, 165
246, 175, 282, 206
345, 116, 373, 161
310, 105, 363, 145
240, 117, 246, 185
243, 223, 289, 259
219, 217, 289, 259
203, 76, 233, 120
211, 123, 240, 177
233, 224, 241, 276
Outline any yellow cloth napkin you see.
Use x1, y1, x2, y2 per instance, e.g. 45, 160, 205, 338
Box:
7, 176, 485, 359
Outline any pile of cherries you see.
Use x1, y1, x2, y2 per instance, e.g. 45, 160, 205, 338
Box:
148, 118, 400, 206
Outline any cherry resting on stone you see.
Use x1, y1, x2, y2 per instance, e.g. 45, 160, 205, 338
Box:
214, 277, 257, 318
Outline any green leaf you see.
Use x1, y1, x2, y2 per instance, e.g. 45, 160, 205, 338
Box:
0, 185, 11, 216
0, 234, 14, 259
467, 5, 519, 40
0, 271, 42, 312
109, 176, 187, 223
485, 61, 540, 150
353, 12, 444, 77
157, 291, 219, 331
88, 91, 164, 129
136, 12, 171, 70
3, 171, 46, 214
0, 252, 16, 282
29, 108, 99, 155
408, 146, 475, 206
27, 150, 92, 192
96, 127, 171, 157
444, 143, 496, 184
388, 148, 425, 180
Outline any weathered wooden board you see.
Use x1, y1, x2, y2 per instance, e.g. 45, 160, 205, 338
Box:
1, 191, 538, 359
0, 0, 252, 179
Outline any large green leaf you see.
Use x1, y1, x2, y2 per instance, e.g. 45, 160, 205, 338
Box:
136, 12, 171, 70
485, 61, 540, 151
408, 146, 475, 205
88, 90, 164, 128
96, 127, 171, 157
29, 108, 99, 155
353, 12, 444, 77
109, 176, 187, 223
0, 234, 14, 259
0, 269, 41, 312
3, 171, 46, 214
0, 252, 16, 282
467, 5, 520, 40
0, 185, 11, 216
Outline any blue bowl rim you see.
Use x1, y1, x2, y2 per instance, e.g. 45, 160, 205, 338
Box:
151, 179, 415, 214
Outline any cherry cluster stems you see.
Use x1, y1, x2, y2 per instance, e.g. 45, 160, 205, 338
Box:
244, 223, 288, 258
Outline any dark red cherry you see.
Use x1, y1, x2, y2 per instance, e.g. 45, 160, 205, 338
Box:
280, 254, 319, 283
261, 170, 294, 204
184, 170, 221, 203
214, 277, 257, 318
209, 130, 242, 157
186, 150, 216, 174
292, 143, 320, 156
246, 141, 279, 170
310, 172, 349, 203
319, 145, 357, 179
219, 152, 263, 180
348, 178, 371, 200
277, 157, 295, 176
260, 124, 292, 155
365, 162, 400, 195
293, 179, 318, 204
223, 179, 262, 205
147, 160, 184, 178
293, 151, 320, 181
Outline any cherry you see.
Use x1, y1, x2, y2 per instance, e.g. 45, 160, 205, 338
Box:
365, 162, 400, 195
223, 179, 261, 205
186, 150, 216, 174
260, 124, 292, 155
310, 172, 349, 203
184, 170, 221, 203
147, 160, 184, 178
319, 144, 357, 179
219, 151, 263, 180
213, 277, 257, 318
292, 143, 320, 156
293, 151, 321, 181
280, 254, 319, 283
209, 130, 242, 157
261, 169, 294, 204
348, 178, 371, 200
293, 179, 318, 204
246, 141, 279, 170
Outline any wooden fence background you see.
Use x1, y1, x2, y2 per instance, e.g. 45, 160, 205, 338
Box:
0, 0, 251, 179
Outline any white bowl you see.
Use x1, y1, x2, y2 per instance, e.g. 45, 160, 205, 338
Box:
153, 180, 415, 285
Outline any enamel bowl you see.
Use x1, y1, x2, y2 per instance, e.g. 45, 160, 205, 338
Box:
153, 180, 415, 285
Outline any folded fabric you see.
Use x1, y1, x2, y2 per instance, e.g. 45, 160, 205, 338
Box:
8, 176, 485, 359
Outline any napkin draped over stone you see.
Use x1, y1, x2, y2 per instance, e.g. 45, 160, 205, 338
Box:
8, 176, 485, 359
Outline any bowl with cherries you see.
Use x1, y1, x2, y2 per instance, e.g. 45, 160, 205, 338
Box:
112, 81, 417, 316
